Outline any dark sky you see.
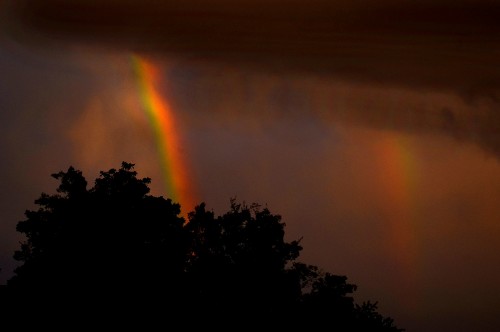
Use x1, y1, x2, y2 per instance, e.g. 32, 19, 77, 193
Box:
1, 1, 500, 331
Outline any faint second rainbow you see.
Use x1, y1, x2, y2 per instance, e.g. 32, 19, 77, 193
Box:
131, 54, 196, 215
373, 131, 421, 309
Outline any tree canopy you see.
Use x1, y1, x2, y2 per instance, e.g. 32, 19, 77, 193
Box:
2, 162, 404, 331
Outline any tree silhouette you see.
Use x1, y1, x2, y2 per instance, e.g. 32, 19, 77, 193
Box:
2, 162, 404, 331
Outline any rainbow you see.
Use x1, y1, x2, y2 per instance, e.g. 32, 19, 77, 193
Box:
373, 131, 421, 309
131, 54, 196, 215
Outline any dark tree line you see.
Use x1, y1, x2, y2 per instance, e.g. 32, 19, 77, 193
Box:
1, 162, 404, 331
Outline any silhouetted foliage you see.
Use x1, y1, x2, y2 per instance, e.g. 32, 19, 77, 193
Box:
2, 162, 404, 331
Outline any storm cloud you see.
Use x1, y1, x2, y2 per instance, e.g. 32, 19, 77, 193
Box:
3, 0, 500, 157
4, 0, 500, 90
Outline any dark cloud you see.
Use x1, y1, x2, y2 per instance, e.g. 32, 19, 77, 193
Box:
3, 0, 500, 156
4, 0, 500, 93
